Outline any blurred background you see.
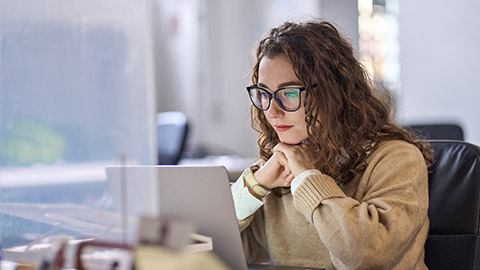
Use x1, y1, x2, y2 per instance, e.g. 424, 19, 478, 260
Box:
0, 0, 479, 258
154, 0, 480, 158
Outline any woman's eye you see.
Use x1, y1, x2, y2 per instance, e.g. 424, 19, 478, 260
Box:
260, 92, 270, 98
284, 91, 298, 98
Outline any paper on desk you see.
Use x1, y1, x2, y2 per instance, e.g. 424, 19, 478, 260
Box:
135, 245, 230, 270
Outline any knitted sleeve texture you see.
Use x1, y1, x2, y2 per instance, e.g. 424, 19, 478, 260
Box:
293, 140, 429, 269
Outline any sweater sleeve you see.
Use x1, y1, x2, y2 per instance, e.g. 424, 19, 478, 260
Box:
293, 141, 429, 269
231, 172, 270, 262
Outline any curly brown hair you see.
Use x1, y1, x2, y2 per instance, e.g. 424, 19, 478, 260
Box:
250, 20, 433, 185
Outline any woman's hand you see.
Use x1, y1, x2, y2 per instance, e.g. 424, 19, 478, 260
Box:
273, 142, 315, 177
253, 151, 295, 189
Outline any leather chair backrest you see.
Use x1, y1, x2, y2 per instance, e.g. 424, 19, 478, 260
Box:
156, 111, 188, 165
409, 124, 464, 141
425, 140, 480, 269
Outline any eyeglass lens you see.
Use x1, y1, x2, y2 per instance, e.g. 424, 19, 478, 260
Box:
249, 88, 301, 111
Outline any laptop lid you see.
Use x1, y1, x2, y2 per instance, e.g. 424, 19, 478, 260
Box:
105, 165, 249, 270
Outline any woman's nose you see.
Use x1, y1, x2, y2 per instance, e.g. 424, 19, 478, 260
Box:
265, 99, 284, 118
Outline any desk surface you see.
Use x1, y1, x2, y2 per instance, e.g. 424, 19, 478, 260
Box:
249, 264, 324, 270
0, 261, 325, 270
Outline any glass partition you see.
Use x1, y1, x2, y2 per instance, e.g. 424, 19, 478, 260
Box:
0, 0, 156, 264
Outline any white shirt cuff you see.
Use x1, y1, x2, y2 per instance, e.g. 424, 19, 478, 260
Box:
231, 174, 264, 220
291, 169, 323, 195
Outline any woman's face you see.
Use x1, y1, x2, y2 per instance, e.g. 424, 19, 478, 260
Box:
258, 55, 309, 145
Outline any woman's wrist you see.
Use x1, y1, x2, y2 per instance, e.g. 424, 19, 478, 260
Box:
242, 168, 272, 199
252, 168, 271, 190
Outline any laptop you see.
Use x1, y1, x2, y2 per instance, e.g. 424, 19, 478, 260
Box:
105, 165, 324, 270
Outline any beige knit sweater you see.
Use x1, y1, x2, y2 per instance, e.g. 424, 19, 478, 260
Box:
239, 140, 429, 270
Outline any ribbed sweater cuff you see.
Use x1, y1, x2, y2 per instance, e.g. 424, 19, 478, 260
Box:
293, 174, 346, 222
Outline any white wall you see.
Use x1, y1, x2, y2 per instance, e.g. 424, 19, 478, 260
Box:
153, 0, 261, 157
320, 0, 359, 53
399, 0, 480, 144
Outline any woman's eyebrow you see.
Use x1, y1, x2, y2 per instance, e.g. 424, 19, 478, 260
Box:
278, 81, 303, 88
257, 82, 269, 89
257, 81, 303, 89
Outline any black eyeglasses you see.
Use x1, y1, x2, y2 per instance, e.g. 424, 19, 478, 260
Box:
246, 85, 307, 112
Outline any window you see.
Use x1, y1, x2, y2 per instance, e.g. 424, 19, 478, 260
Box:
0, 0, 156, 254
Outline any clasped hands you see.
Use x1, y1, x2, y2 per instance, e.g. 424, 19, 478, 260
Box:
253, 142, 315, 190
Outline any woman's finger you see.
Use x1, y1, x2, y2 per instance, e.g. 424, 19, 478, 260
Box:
273, 142, 289, 154
275, 150, 289, 167
274, 142, 314, 177
281, 163, 291, 177
283, 173, 295, 186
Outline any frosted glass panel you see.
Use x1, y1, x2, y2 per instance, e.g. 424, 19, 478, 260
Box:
0, 0, 156, 256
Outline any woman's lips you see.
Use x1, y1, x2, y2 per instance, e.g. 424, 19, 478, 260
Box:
274, 125, 293, 132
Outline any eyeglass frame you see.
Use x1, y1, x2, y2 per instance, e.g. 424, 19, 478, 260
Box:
246, 85, 308, 112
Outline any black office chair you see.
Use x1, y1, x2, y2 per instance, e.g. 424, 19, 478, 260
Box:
156, 111, 188, 165
408, 124, 464, 141
425, 140, 480, 269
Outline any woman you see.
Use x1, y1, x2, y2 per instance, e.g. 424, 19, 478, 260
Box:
231, 20, 433, 269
